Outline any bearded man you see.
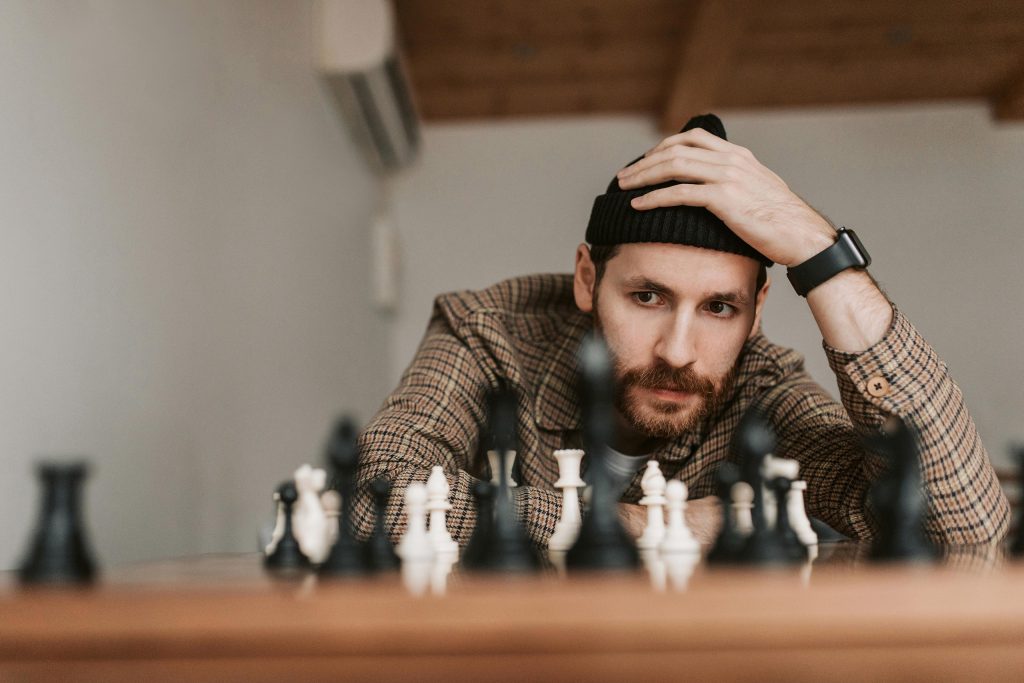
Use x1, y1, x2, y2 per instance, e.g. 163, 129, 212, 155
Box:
353, 114, 1009, 548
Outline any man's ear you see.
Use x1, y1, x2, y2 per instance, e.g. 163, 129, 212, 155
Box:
573, 243, 596, 313
749, 275, 771, 338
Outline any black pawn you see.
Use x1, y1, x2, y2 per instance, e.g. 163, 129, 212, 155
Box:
319, 417, 372, 576
463, 388, 541, 572
462, 480, 497, 568
707, 462, 745, 565
19, 461, 98, 585
734, 408, 792, 566
364, 478, 399, 571
566, 332, 639, 571
770, 476, 808, 563
867, 417, 935, 563
264, 480, 310, 574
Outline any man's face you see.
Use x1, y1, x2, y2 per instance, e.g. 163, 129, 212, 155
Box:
574, 243, 766, 442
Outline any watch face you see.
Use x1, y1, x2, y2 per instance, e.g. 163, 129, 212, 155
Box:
842, 229, 871, 267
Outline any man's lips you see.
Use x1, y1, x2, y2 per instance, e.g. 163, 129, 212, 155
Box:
644, 387, 695, 401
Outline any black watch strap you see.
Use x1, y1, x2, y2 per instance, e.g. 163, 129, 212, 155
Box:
786, 227, 871, 297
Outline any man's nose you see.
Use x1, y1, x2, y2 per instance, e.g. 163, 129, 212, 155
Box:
654, 312, 698, 369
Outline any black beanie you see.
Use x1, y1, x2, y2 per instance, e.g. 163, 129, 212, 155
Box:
585, 114, 772, 266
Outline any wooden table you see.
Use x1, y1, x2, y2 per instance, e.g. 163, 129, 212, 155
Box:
2, 546, 1024, 682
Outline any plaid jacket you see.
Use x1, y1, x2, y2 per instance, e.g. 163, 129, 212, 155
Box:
354, 273, 1009, 547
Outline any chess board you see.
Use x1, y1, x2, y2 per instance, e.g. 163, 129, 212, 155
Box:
2, 545, 1024, 682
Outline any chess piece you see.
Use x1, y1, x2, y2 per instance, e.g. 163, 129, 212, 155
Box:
660, 480, 700, 555
321, 489, 342, 549
731, 481, 755, 536
487, 450, 518, 488
364, 478, 399, 571
548, 449, 585, 572
319, 417, 372, 576
708, 462, 745, 565
293, 465, 330, 564
787, 480, 819, 561
264, 490, 285, 555
1011, 446, 1024, 558
462, 480, 496, 568
464, 388, 541, 572
637, 461, 668, 552
19, 461, 99, 585
769, 476, 808, 563
427, 466, 459, 560
566, 332, 640, 571
761, 456, 799, 527
734, 407, 793, 566
867, 417, 936, 563
264, 480, 311, 574
397, 482, 434, 595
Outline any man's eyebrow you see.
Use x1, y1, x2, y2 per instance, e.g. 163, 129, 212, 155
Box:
622, 276, 672, 293
706, 290, 751, 306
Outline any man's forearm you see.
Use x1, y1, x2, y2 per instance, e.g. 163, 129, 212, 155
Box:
806, 267, 894, 353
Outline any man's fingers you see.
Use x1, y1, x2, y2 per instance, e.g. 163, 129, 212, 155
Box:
617, 146, 724, 183
647, 127, 735, 156
630, 183, 712, 210
617, 157, 726, 189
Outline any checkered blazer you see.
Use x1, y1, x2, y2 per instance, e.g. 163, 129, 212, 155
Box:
354, 273, 1009, 548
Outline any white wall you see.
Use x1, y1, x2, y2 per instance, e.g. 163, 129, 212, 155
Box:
0, 0, 388, 569
390, 105, 1024, 467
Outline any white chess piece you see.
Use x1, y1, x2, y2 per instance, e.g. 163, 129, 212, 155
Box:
427, 466, 459, 560
292, 465, 330, 563
487, 450, 518, 487
731, 481, 755, 536
320, 489, 341, 548
660, 480, 699, 555
397, 482, 434, 596
547, 449, 585, 571
663, 551, 700, 592
637, 461, 667, 551
788, 480, 819, 561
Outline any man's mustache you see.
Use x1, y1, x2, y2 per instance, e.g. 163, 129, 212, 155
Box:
616, 362, 716, 397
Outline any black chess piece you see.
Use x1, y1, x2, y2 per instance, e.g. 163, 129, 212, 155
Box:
566, 332, 640, 571
707, 462, 745, 565
733, 407, 793, 566
264, 480, 311, 574
1011, 446, 1024, 558
364, 477, 400, 571
463, 388, 541, 572
19, 461, 99, 585
770, 476, 808, 563
462, 480, 497, 569
867, 416, 936, 563
319, 417, 372, 576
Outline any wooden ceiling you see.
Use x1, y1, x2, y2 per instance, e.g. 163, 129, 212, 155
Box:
393, 0, 1024, 129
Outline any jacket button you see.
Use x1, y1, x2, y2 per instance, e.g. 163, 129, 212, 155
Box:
866, 375, 891, 398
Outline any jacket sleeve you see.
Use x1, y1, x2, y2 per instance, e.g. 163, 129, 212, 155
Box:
352, 308, 562, 549
765, 307, 1010, 544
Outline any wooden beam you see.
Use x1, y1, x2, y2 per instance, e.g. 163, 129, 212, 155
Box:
660, 0, 753, 132
993, 65, 1024, 120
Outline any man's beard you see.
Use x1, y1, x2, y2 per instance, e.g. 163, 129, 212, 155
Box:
611, 357, 738, 439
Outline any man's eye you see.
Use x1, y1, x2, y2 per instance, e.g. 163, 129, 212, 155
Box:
707, 301, 735, 317
632, 291, 663, 306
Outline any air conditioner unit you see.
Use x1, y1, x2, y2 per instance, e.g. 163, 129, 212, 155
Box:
316, 0, 420, 173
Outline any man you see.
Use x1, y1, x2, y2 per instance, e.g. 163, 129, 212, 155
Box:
354, 114, 1009, 548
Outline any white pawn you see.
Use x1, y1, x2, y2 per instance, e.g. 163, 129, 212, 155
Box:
788, 480, 819, 561
292, 465, 330, 564
397, 482, 434, 596
547, 449, 585, 571
731, 481, 755, 536
762, 455, 799, 527
426, 466, 459, 559
637, 461, 667, 552
487, 450, 518, 487
264, 490, 285, 555
320, 489, 341, 548
660, 480, 699, 555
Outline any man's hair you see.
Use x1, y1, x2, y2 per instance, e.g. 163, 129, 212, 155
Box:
589, 244, 768, 294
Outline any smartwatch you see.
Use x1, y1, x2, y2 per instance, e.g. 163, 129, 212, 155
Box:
786, 227, 871, 297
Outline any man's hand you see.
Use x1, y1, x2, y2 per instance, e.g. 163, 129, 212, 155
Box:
618, 496, 722, 546
615, 127, 834, 267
